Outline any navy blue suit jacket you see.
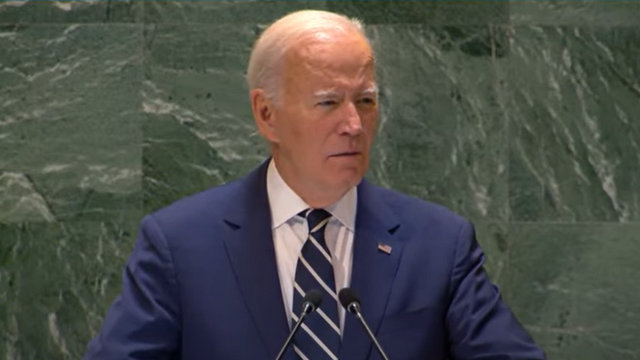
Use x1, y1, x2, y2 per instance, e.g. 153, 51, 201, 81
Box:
85, 161, 544, 359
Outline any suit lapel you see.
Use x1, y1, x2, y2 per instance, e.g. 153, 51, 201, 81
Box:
219, 164, 403, 359
340, 180, 403, 359
220, 161, 293, 359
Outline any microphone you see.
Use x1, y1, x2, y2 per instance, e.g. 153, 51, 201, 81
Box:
275, 290, 322, 360
339, 288, 390, 360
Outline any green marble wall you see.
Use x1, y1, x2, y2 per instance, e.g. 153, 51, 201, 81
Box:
1, 1, 638, 359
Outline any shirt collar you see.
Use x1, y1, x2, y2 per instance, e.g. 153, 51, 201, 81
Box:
266, 159, 357, 231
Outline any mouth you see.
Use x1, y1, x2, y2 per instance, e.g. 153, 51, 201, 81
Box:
329, 151, 361, 158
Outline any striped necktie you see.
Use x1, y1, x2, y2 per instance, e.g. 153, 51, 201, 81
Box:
292, 208, 340, 360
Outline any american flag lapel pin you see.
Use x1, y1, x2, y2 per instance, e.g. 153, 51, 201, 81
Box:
377, 243, 392, 255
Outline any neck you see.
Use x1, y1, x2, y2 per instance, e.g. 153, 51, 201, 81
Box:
302, 192, 344, 209
271, 157, 348, 209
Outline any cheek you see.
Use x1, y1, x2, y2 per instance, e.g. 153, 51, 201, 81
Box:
275, 116, 303, 144
363, 116, 378, 139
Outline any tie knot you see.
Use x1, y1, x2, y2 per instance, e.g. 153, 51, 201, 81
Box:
299, 208, 331, 231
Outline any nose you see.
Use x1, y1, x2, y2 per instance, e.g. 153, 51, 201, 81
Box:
340, 101, 363, 136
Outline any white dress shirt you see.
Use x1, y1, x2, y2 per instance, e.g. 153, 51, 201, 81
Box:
266, 160, 356, 334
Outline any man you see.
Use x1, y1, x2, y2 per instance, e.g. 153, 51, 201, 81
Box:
85, 10, 545, 360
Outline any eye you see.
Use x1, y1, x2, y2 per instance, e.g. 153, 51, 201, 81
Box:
316, 99, 337, 107
358, 97, 376, 105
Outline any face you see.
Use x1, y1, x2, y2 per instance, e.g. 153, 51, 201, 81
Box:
254, 31, 378, 207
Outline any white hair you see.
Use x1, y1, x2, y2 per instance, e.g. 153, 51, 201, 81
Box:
246, 10, 368, 101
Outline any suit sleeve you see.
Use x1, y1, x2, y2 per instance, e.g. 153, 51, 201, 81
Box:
446, 221, 546, 360
83, 215, 181, 359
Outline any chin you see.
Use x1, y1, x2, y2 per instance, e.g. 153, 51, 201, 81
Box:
323, 160, 366, 185
333, 170, 365, 190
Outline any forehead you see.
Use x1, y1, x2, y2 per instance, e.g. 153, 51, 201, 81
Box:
283, 32, 376, 88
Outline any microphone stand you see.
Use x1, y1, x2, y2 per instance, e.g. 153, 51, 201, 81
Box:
275, 311, 309, 360
275, 290, 322, 360
347, 302, 390, 360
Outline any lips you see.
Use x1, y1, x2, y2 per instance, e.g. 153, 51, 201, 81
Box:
329, 151, 361, 157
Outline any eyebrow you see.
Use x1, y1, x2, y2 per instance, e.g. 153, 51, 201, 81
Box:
313, 89, 339, 98
361, 85, 379, 96
312, 85, 379, 98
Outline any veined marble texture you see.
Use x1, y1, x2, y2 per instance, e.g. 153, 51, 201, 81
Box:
0, 0, 141, 23
142, 22, 268, 212
370, 24, 511, 221
0, 221, 137, 359
507, 223, 640, 360
1, 1, 640, 359
505, 26, 640, 222
0, 24, 143, 222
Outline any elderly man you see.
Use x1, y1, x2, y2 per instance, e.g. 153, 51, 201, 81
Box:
84, 10, 545, 360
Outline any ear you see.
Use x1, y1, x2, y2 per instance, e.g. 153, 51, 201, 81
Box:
250, 88, 279, 144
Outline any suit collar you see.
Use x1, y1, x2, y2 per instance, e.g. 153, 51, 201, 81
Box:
340, 179, 403, 359
222, 163, 403, 359
220, 160, 294, 359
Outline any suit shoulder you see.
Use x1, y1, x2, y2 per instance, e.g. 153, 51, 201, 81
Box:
147, 179, 243, 229
364, 181, 469, 229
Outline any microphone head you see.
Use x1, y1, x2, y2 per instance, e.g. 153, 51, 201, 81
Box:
338, 288, 361, 314
302, 290, 322, 313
